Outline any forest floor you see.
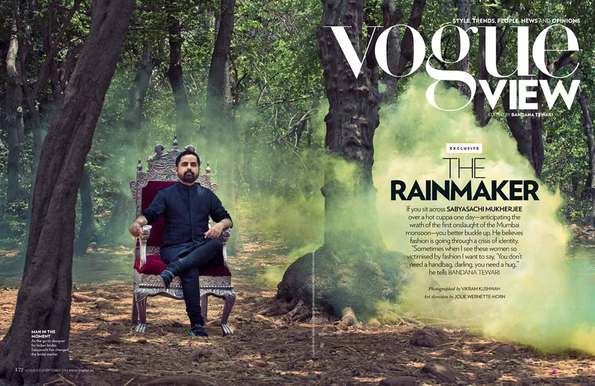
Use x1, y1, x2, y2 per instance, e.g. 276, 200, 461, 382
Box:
0, 230, 594, 385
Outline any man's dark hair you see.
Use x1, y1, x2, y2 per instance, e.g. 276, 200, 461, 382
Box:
175, 149, 201, 167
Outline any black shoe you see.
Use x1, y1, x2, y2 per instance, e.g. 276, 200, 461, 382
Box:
159, 269, 175, 288
188, 324, 208, 337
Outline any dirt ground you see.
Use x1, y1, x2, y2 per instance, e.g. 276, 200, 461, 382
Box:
0, 233, 594, 386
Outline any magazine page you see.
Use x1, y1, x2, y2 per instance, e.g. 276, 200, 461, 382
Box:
0, 0, 593, 385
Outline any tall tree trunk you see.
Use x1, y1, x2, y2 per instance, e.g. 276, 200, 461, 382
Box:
502, 82, 545, 177
206, 0, 235, 123
501, 45, 574, 176
276, 0, 402, 320
0, 1, 134, 383
206, 0, 235, 169
379, 0, 425, 103
101, 45, 156, 245
5, 5, 25, 204
28, 45, 81, 176
529, 113, 544, 177
395, 0, 425, 76
502, 93, 534, 166
166, 16, 193, 137
74, 166, 95, 255
21, 0, 82, 174
502, 114, 543, 177
206, 0, 237, 252
578, 90, 594, 226
379, 0, 402, 103
317, 1, 381, 250
125, 44, 156, 133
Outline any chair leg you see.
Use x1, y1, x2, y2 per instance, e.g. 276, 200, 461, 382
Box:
200, 294, 208, 323
134, 293, 148, 334
220, 291, 236, 336
132, 291, 138, 324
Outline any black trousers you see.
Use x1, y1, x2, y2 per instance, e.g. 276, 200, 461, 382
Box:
160, 239, 224, 326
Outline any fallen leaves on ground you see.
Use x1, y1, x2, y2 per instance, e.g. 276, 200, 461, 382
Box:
0, 234, 593, 385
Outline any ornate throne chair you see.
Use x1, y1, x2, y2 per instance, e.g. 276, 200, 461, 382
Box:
130, 140, 235, 336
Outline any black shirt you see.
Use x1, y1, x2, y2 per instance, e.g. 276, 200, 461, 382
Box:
143, 182, 232, 247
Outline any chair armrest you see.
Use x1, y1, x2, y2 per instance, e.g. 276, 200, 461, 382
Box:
136, 225, 152, 267
220, 230, 231, 243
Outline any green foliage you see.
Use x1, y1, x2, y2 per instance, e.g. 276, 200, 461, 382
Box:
0, 0, 593, 249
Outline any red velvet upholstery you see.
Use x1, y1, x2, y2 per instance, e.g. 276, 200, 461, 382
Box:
141, 181, 175, 247
133, 180, 231, 277
133, 253, 231, 276
134, 253, 166, 275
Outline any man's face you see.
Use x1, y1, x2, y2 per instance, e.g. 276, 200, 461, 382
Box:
177, 154, 200, 184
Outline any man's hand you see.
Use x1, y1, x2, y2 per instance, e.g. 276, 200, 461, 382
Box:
204, 218, 231, 239
129, 216, 148, 239
204, 222, 225, 239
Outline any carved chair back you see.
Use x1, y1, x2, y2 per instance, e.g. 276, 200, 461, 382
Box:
129, 142, 216, 250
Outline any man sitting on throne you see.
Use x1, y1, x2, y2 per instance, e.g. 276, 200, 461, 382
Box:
128, 149, 233, 337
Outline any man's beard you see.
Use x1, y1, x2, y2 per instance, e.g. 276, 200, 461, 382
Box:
180, 170, 197, 183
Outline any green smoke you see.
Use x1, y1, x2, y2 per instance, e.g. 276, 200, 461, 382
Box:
373, 75, 595, 354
